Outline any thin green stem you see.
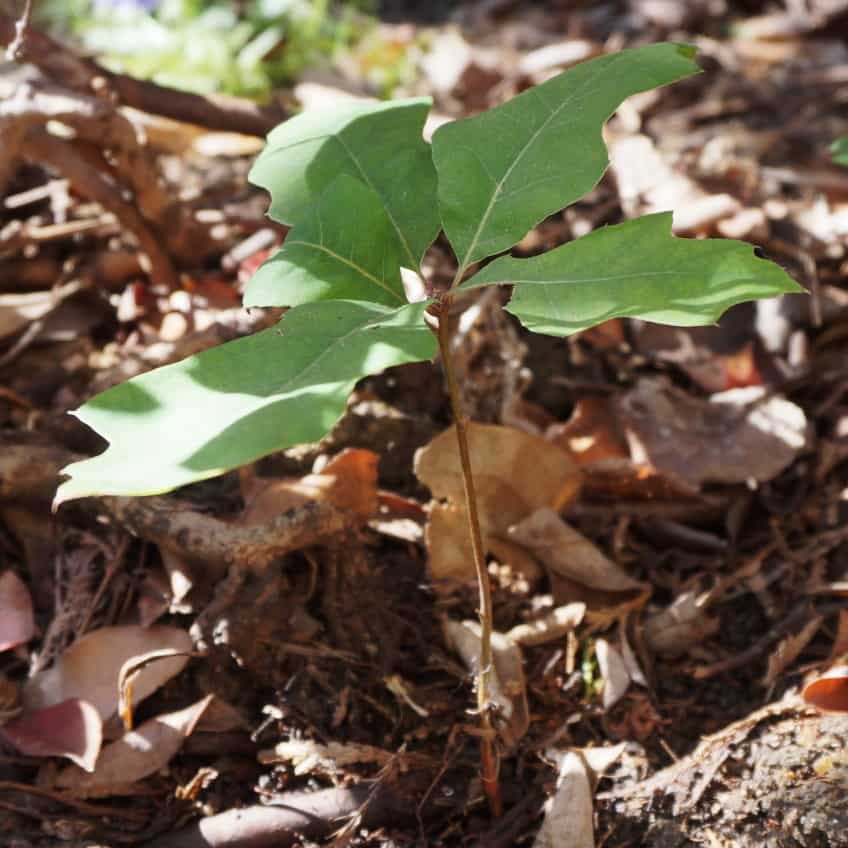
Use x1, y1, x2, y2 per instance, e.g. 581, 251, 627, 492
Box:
436, 295, 502, 818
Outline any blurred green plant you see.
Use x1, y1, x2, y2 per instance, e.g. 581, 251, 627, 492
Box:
37, 0, 383, 99
832, 136, 848, 167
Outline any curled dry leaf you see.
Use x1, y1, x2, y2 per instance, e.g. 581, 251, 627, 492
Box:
509, 508, 646, 607
1, 698, 101, 772
595, 639, 631, 711
803, 666, 848, 714
241, 448, 379, 525
616, 378, 808, 487
0, 570, 35, 652
507, 602, 586, 647
644, 591, 719, 658
415, 423, 580, 585
443, 619, 529, 751
24, 625, 193, 719
55, 695, 213, 797
118, 648, 197, 730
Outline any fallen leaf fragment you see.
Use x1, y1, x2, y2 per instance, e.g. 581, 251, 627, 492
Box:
803, 666, 848, 713
534, 752, 594, 848
23, 625, 193, 719
118, 648, 197, 730
1, 699, 101, 771
55, 695, 213, 797
0, 570, 35, 652
509, 508, 645, 593
595, 639, 631, 710
644, 591, 719, 658
258, 739, 432, 775
616, 378, 808, 487
507, 603, 586, 647
762, 616, 823, 687
443, 619, 529, 751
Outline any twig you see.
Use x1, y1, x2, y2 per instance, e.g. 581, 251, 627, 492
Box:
432, 296, 502, 818
4, 0, 33, 61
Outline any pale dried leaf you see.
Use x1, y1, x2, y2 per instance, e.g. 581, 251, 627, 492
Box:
595, 639, 631, 710
0, 570, 35, 652
55, 695, 213, 797
509, 508, 645, 592
258, 739, 429, 774
644, 591, 719, 657
23, 625, 192, 719
443, 619, 529, 751
1, 699, 101, 771
533, 751, 594, 848
507, 603, 586, 647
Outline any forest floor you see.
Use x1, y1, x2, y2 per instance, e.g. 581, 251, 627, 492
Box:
1, 1, 848, 846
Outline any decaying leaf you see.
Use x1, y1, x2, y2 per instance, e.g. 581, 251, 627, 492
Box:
118, 648, 197, 730
55, 695, 213, 797
595, 638, 631, 710
415, 423, 580, 585
762, 616, 823, 687
616, 378, 808, 487
803, 666, 848, 714
1, 698, 101, 772
507, 603, 586, 647
0, 570, 35, 652
23, 625, 193, 719
508, 508, 646, 605
443, 619, 529, 751
644, 591, 719, 658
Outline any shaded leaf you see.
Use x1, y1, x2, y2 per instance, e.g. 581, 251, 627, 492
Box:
432, 43, 700, 267
244, 175, 407, 308
595, 638, 631, 710
533, 751, 594, 848
57, 301, 436, 501
23, 625, 192, 719
1, 699, 102, 772
0, 570, 35, 653
55, 695, 213, 797
249, 98, 439, 268
464, 213, 804, 336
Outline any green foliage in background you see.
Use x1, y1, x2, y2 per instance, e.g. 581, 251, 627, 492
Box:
56, 43, 803, 502
832, 136, 848, 167
38, 0, 379, 98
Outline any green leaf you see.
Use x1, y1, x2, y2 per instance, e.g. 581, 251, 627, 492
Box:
462, 213, 804, 336
432, 43, 700, 269
244, 175, 406, 308
249, 98, 439, 269
56, 300, 436, 501
831, 136, 848, 167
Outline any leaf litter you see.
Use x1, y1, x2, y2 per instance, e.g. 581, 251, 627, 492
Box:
1, 1, 848, 846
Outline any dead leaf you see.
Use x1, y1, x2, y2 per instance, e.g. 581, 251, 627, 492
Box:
595, 639, 631, 710
118, 648, 197, 730
507, 603, 586, 647
616, 378, 808, 487
803, 666, 848, 713
23, 625, 193, 719
509, 508, 645, 594
533, 751, 594, 848
55, 695, 213, 797
1, 699, 101, 771
416, 424, 580, 584
443, 619, 529, 751
258, 739, 431, 774
0, 570, 35, 652
644, 591, 719, 658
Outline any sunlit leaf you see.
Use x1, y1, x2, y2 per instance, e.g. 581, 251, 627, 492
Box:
57, 301, 435, 501
463, 213, 804, 336
432, 43, 700, 268
249, 98, 439, 268
244, 175, 406, 308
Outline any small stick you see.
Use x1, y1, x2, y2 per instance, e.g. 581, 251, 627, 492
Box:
4, 0, 33, 61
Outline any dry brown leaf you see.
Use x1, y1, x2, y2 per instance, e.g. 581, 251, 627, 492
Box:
644, 591, 719, 658
1, 698, 101, 772
443, 619, 528, 751
616, 378, 808, 487
509, 508, 645, 594
0, 570, 35, 652
241, 448, 379, 525
55, 695, 213, 797
118, 648, 197, 730
23, 625, 192, 719
258, 739, 430, 774
416, 424, 579, 585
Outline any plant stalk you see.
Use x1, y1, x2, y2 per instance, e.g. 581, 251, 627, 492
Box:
435, 295, 502, 818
